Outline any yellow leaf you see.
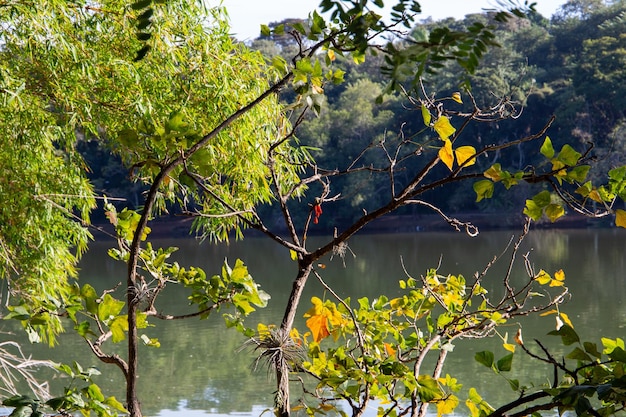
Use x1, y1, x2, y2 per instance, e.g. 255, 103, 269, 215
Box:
289, 328, 302, 344
466, 401, 480, 417
451, 92, 462, 104
616, 209, 626, 228
289, 249, 297, 261
540, 309, 558, 317
455, 146, 477, 168
327, 49, 336, 61
484, 164, 502, 182
439, 138, 454, 171
589, 189, 603, 203
319, 403, 336, 411
257, 323, 271, 337
436, 394, 459, 417
535, 269, 551, 285
434, 116, 456, 140
389, 297, 404, 310
559, 312, 573, 328
503, 343, 516, 353
304, 296, 324, 317
554, 269, 565, 282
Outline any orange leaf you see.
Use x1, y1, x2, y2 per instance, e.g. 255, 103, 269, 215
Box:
384, 342, 397, 358
306, 314, 330, 343
439, 138, 454, 171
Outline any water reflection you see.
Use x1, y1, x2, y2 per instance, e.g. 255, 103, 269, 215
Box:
4, 229, 625, 416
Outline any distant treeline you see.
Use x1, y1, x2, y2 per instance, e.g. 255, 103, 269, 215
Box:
82, 0, 626, 228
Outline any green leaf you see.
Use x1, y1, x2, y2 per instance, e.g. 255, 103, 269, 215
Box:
567, 165, 590, 183
473, 180, 494, 202
109, 315, 128, 343
87, 383, 105, 402
557, 144, 582, 166
475, 351, 495, 368
548, 325, 580, 346
421, 104, 432, 126
508, 379, 520, 391
567, 347, 592, 361
417, 375, 443, 402
584, 342, 602, 359
273, 24, 285, 35
74, 321, 92, 337
166, 110, 188, 133
545, 204, 565, 222
260, 24, 270, 36
81, 284, 99, 315
540, 136, 554, 159
532, 190, 551, 207
97, 294, 125, 323
609, 347, 626, 363
523, 199, 543, 221
233, 294, 256, 315
496, 353, 513, 372
105, 396, 128, 413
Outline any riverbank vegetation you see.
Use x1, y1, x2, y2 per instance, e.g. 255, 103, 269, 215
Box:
1, 1, 626, 417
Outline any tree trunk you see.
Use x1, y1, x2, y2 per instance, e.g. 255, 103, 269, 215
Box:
126, 283, 142, 417
276, 262, 313, 417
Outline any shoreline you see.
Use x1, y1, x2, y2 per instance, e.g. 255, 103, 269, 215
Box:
91, 212, 610, 240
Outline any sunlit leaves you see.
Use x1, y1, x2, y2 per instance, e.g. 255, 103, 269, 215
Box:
541, 309, 573, 329
455, 146, 477, 167
616, 209, 626, 228
439, 138, 454, 170
433, 116, 476, 171
421, 104, 432, 126
540, 136, 555, 159
524, 191, 565, 223
304, 297, 348, 343
473, 180, 494, 202
534, 269, 566, 287
466, 388, 494, 417
438, 143, 477, 171
296, 259, 571, 417
434, 116, 456, 140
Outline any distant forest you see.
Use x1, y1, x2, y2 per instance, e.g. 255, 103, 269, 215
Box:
82, 0, 626, 228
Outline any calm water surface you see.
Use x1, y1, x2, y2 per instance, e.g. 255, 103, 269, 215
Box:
3, 228, 625, 416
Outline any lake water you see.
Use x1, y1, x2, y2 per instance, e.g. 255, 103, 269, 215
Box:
2, 228, 625, 416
